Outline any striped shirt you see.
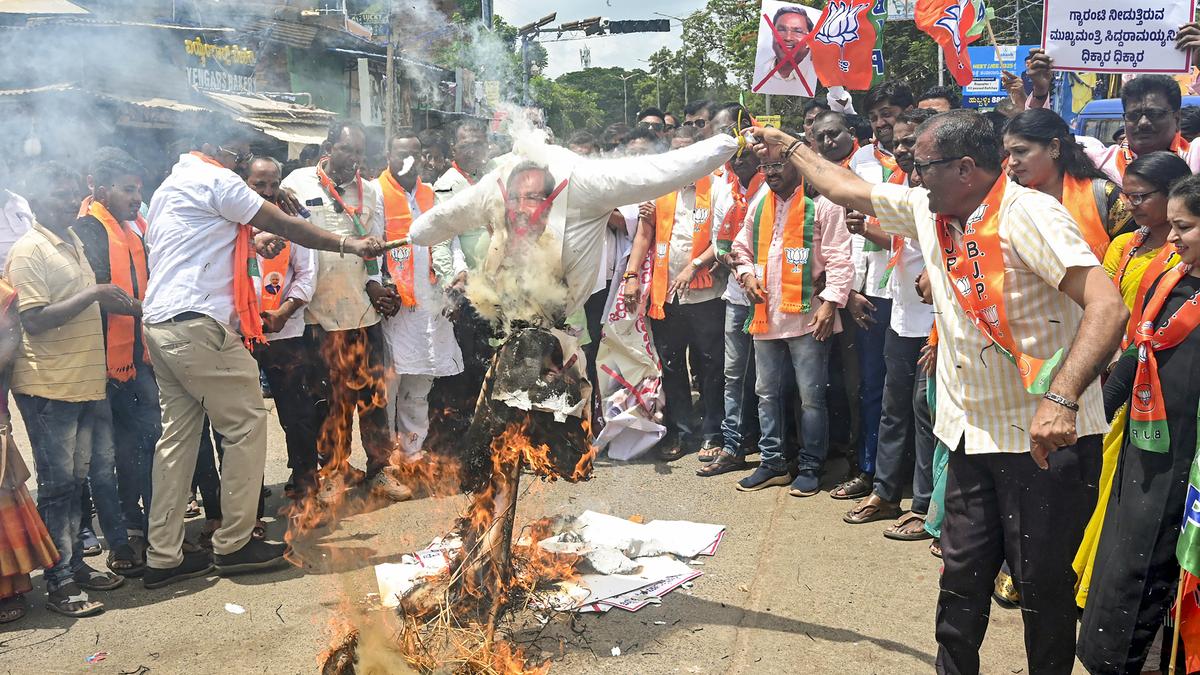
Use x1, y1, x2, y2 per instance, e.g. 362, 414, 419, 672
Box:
6, 222, 106, 402
871, 180, 1108, 455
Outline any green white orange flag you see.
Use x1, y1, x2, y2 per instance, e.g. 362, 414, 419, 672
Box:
914, 0, 992, 86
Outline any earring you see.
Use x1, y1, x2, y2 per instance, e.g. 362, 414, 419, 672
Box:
1050, 149, 1060, 159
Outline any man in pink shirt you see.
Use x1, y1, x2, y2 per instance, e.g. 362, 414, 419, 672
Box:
730, 124, 855, 495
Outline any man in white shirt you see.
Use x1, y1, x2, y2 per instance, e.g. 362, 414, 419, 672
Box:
140, 123, 383, 589
240, 157, 321, 500
373, 132, 462, 459
841, 109, 939, 540
280, 119, 411, 505
0, 158, 33, 269
749, 110, 1126, 674
833, 80, 916, 502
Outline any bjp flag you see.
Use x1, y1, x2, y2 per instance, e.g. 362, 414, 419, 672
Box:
915, 0, 991, 86
811, 0, 887, 91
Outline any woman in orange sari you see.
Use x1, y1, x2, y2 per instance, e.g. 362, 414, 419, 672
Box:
0, 277, 59, 623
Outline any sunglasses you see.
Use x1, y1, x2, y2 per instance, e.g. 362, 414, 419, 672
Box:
1123, 108, 1172, 124
682, 119, 707, 128
912, 156, 961, 177
217, 145, 252, 164
638, 122, 665, 132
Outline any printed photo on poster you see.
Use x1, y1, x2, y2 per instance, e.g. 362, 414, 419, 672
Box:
751, 0, 822, 97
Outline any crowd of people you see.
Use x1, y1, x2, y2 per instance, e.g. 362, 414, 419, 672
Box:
1, 32, 1200, 675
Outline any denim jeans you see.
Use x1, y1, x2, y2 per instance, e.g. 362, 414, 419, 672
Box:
721, 302, 759, 454
109, 363, 162, 535
753, 334, 831, 475
15, 395, 123, 588
872, 330, 936, 512
856, 296, 891, 475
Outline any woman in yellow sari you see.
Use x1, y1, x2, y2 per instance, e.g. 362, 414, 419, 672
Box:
1076, 151, 1190, 609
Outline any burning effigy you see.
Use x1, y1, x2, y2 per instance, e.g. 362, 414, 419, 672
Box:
320, 128, 739, 673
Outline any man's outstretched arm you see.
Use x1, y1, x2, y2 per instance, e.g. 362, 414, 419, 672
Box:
570, 134, 739, 210
749, 127, 877, 217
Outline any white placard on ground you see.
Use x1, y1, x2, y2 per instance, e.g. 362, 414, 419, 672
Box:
1042, 0, 1195, 73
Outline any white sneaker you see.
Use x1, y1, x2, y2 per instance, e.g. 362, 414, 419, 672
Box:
369, 470, 413, 502
316, 473, 348, 507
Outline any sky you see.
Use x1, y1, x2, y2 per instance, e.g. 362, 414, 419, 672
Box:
492, 0, 699, 78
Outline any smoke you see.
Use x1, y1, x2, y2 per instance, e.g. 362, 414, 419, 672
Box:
465, 225, 571, 330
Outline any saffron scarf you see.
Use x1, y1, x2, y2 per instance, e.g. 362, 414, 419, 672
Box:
863, 158, 897, 254
876, 169, 910, 291
715, 169, 766, 255
935, 175, 1063, 394
258, 242, 291, 313
1129, 263, 1200, 452
452, 162, 476, 185
874, 144, 899, 175
190, 152, 265, 346
378, 169, 436, 307
1114, 133, 1191, 178
316, 160, 380, 276
649, 177, 714, 320
1061, 174, 1112, 262
1118, 229, 1180, 346
747, 184, 815, 335
87, 200, 150, 381
839, 140, 861, 168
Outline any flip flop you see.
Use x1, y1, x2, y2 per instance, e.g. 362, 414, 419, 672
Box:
883, 512, 934, 541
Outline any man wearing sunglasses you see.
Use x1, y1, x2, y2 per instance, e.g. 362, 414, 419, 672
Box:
747, 110, 1127, 674
682, 100, 715, 140
1024, 50, 1200, 185
635, 107, 669, 141
139, 121, 384, 588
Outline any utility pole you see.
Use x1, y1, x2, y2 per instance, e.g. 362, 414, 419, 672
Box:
655, 12, 689, 106
481, 0, 493, 28
618, 73, 636, 126
517, 13, 557, 107
385, 10, 396, 140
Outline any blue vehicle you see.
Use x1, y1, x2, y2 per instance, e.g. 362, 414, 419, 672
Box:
1070, 96, 1200, 143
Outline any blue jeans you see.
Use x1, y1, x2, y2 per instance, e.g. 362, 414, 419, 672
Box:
754, 334, 830, 475
721, 303, 759, 455
109, 363, 162, 535
15, 395, 123, 588
857, 296, 891, 475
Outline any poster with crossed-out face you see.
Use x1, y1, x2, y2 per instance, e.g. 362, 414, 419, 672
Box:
751, 1, 822, 97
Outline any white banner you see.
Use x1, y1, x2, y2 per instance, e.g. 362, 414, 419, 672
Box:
1042, 1, 1195, 74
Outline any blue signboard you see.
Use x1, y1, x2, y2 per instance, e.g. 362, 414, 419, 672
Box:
962, 45, 1037, 110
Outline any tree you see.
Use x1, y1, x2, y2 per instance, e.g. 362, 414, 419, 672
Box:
557, 67, 653, 125
531, 77, 603, 136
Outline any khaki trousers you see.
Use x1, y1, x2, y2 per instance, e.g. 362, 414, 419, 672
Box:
144, 316, 267, 568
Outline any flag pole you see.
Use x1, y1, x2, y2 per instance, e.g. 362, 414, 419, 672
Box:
1170, 569, 1186, 675
984, 19, 1009, 76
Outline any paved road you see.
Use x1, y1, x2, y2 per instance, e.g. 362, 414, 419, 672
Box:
3, 403, 1052, 674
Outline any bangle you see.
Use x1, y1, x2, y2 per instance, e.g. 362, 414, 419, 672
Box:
784, 139, 803, 160
339, 235, 347, 257
1043, 391, 1079, 411
622, 272, 637, 280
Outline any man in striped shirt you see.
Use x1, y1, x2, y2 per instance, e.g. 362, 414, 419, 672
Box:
748, 110, 1127, 674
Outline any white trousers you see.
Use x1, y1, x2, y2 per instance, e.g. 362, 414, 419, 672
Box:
386, 374, 434, 458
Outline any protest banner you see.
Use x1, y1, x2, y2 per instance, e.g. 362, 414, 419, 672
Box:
751, 0, 822, 97
757, 114, 783, 128
1042, 0, 1195, 73
962, 45, 1036, 109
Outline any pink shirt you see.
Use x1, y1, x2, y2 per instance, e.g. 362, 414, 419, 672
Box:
731, 192, 854, 341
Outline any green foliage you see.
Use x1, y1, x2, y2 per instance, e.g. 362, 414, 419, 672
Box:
531, 76, 604, 137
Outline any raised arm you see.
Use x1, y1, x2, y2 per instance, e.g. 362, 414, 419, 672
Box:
749, 127, 877, 217
249, 201, 381, 258
408, 173, 498, 247
570, 134, 739, 210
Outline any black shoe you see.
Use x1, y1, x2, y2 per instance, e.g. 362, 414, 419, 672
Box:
143, 550, 214, 589
214, 538, 289, 576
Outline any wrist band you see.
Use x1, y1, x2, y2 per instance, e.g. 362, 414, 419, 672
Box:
1043, 391, 1079, 411
339, 235, 347, 257
784, 139, 803, 160
622, 272, 638, 280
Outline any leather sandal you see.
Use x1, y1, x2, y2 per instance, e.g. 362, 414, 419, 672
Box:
883, 512, 933, 541
696, 452, 748, 477
829, 473, 873, 500
842, 494, 902, 524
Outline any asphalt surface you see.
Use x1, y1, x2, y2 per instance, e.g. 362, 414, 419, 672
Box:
2, 401, 1058, 674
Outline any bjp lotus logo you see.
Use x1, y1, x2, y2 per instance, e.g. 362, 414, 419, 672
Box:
814, 1, 865, 73
691, 208, 710, 224
1133, 383, 1155, 414
390, 246, 411, 263
656, 242, 669, 258
785, 247, 810, 272
954, 276, 972, 297
979, 304, 999, 328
